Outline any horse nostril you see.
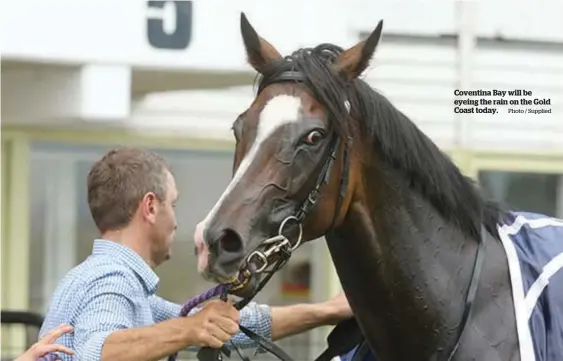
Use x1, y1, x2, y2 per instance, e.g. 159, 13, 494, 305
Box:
218, 229, 243, 253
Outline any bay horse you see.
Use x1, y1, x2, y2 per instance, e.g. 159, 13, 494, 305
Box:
193, 13, 563, 361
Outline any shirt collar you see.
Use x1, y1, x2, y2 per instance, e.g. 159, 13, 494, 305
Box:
92, 239, 160, 295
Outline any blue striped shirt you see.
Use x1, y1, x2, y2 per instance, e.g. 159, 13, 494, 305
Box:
39, 239, 272, 361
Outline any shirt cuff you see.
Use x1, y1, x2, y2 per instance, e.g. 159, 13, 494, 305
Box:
241, 303, 272, 354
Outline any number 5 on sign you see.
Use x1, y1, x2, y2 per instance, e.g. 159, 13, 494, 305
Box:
147, 1, 193, 50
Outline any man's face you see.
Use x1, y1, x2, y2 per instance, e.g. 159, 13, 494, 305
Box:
152, 171, 179, 265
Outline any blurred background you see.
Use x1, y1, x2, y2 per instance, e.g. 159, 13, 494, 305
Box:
1, 1, 562, 360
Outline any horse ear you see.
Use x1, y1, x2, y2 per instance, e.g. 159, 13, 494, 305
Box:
333, 20, 383, 81
240, 12, 282, 74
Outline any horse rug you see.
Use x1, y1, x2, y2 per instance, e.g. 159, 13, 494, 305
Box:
498, 211, 563, 361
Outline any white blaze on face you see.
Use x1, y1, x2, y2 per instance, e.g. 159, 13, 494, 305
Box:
194, 95, 303, 272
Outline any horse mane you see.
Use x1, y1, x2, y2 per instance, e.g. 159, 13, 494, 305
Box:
254, 43, 510, 240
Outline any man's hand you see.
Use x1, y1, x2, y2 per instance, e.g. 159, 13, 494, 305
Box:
15, 323, 74, 361
321, 291, 353, 324
186, 300, 240, 348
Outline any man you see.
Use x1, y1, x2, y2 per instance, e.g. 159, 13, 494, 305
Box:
39, 148, 352, 361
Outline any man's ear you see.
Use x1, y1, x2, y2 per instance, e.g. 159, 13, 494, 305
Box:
141, 192, 159, 224
332, 20, 383, 81
240, 12, 282, 74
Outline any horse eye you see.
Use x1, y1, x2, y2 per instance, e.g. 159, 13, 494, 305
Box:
304, 130, 324, 145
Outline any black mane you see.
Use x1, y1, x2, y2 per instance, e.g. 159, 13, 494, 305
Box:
255, 43, 509, 240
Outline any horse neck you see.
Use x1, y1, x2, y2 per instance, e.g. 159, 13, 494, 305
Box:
325, 162, 483, 360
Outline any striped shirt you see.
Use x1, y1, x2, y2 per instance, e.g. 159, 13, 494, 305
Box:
39, 239, 272, 361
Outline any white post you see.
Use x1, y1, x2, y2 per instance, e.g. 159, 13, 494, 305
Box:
42, 157, 78, 312
1, 137, 31, 357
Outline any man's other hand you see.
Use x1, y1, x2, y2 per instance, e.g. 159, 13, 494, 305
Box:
187, 299, 240, 348
322, 291, 353, 324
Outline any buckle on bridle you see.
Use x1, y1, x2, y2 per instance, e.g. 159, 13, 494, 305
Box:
246, 216, 303, 273
307, 188, 320, 206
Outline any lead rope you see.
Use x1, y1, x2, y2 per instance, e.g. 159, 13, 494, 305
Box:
196, 257, 289, 361
166, 254, 289, 361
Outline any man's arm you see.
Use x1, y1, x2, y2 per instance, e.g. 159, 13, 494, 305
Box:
74, 271, 238, 361
214, 293, 352, 349
240, 291, 352, 343
150, 298, 331, 350
148, 295, 264, 349
97, 318, 199, 361
150, 297, 272, 351
270, 292, 352, 340
73, 271, 196, 361
271, 303, 335, 341
148, 292, 352, 350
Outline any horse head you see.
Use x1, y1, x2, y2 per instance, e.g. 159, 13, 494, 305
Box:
193, 13, 383, 295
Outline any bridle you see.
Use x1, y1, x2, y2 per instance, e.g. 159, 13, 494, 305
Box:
219, 69, 351, 295
169, 69, 486, 361
235, 126, 349, 283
